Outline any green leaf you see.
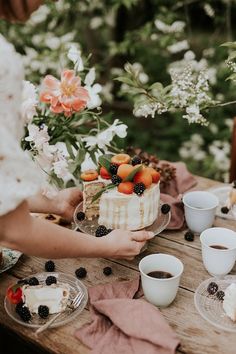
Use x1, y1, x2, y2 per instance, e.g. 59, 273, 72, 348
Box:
149, 82, 163, 91
92, 184, 115, 203
65, 140, 75, 160
98, 155, 111, 171
123, 165, 142, 182
115, 76, 134, 86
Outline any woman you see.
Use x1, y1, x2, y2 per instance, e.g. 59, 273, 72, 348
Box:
0, 0, 153, 259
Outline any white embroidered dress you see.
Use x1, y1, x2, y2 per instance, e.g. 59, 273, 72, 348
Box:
0, 35, 42, 216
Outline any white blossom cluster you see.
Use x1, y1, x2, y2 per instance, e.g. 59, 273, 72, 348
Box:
179, 134, 206, 161
134, 101, 167, 118
169, 65, 213, 125
154, 19, 185, 34
167, 40, 189, 54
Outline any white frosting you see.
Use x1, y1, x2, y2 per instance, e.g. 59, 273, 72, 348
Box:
223, 283, 236, 321
22, 283, 70, 314
98, 183, 160, 230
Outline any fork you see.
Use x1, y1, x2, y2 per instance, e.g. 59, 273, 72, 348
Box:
35, 292, 84, 335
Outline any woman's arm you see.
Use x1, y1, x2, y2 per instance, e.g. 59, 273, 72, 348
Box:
27, 188, 83, 221
0, 202, 154, 259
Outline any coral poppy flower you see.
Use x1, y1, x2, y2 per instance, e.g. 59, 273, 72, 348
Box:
40, 69, 89, 117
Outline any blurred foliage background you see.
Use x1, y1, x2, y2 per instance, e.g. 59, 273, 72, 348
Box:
1, 0, 236, 181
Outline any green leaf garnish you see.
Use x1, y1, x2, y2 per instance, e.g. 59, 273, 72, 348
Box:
91, 183, 115, 203
98, 155, 112, 172
123, 165, 142, 182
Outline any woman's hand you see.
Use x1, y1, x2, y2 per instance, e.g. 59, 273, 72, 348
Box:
102, 229, 154, 259
54, 187, 83, 222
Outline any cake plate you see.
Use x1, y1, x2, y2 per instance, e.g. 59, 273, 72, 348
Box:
73, 201, 171, 237
194, 276, 236, 332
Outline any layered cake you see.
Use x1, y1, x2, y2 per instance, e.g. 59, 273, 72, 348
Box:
223, 283, 236, 321
22, 283, 70, 314
81, 153, 161, 230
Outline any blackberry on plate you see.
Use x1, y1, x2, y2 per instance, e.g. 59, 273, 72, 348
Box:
207, 282, 218, 295
131, 156, 142, 166
75, 267, 87, 279
95, 225, 108, 237
134, 182, 146, 196
103, 266, 112, 276
111, 175, 122, 186
28, 277, 39, 286
184, 231, 194, 242
45, 260, 55, 272
46, 276, 57, 286
216, 290, 225, 301
76, 211, 85, 221
221, 206, 229, 214
15, 301, 24, 315
38, 305, 49, 319
109, 163, 118, 175
19, 306, 31, 322
161, 204, 171, 214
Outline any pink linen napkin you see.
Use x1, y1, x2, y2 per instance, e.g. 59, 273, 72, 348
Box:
75, 277, 180, 354
159, 161, 197, 229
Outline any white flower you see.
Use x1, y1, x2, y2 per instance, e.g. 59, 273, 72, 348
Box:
25, 124, 50, 149
29, 5, 50, 24
183, 105, 208, 125
67, 45, 84, 72
154, 19, 185, 33
85, 68, 102, 109
167, 40, 189, 54
52, 158, 73, 182
45, 35, 61, 50
21, 81, 38, 123
81, 152, 100, 172
82, 120, 127, 150
90, 17, 103, 29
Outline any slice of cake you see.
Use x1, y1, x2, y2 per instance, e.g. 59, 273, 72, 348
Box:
223, 283, 236, 321
22, 283, 70, 314
80, 154, 161, 230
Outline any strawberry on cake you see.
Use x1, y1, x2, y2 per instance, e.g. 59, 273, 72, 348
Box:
80, 153, 161, 231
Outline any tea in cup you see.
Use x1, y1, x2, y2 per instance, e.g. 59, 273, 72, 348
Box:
139, 253, 184, 307
183, 191, 219, 234
200, 227, 236, 277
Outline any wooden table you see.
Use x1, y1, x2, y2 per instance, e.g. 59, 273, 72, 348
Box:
1, 176, 236, 354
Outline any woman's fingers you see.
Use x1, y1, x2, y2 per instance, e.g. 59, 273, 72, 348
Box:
131, 230, 154, 242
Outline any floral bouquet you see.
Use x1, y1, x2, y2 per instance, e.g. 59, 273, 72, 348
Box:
22, 46, 128, 192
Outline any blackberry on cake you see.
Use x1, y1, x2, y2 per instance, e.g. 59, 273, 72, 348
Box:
45, 260, 55, 272
95, 225, 108, 237
109, 163, 118, 175
46, 276, 57, 286
38, 305, 49, 319
19, 306, 31, 322
134, 182, 146, 196
131, 156, 142, 166
103, 267, 112, 276
111, 175, 122, 186
28, 277, 39, 286
75, 267, 87, 279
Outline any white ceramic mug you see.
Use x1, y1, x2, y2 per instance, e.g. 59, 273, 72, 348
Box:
183, 191, 219, 234
139, 253, 184, 307
200, 227, 236, 277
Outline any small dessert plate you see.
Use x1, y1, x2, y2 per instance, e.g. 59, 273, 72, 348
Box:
73, 201, 171, 237
194, 276, 236, 332
208, 186, 236, 220
0, 249, 22, 274
4, 272, 88, 329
